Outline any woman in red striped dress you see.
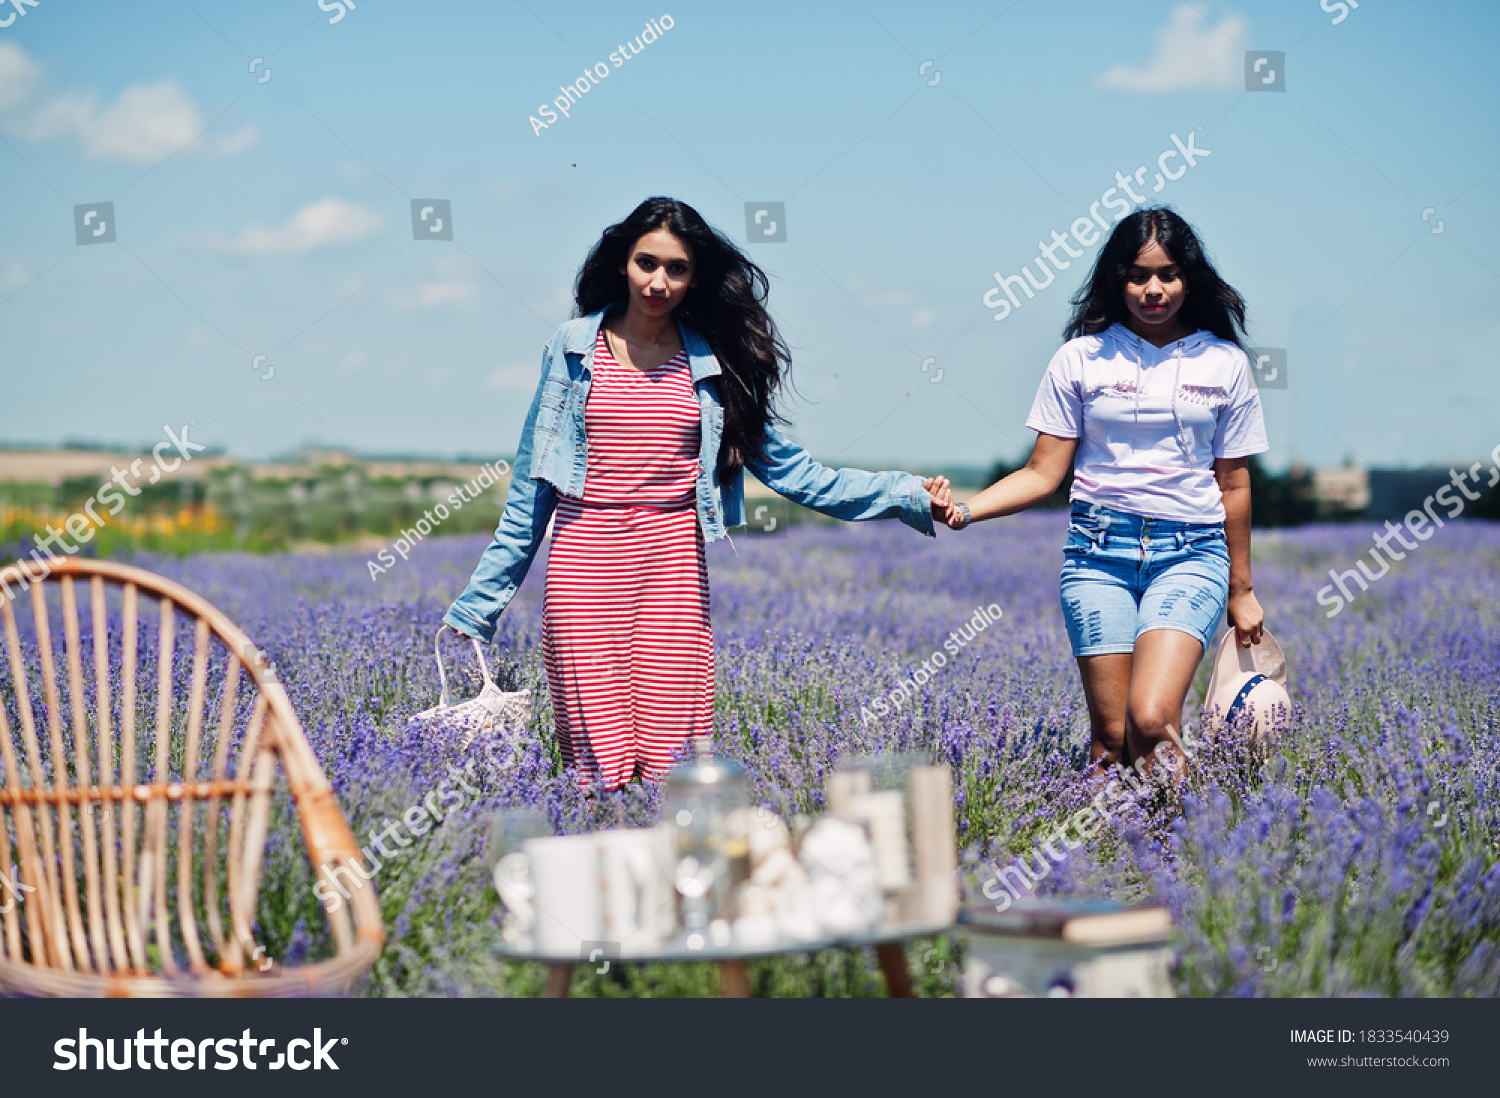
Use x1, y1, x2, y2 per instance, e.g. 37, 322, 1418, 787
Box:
445, 198, 953, 790
543, 327, 711, 788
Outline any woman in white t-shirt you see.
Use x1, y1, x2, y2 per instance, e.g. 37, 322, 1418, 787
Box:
948, 208, 1268, 779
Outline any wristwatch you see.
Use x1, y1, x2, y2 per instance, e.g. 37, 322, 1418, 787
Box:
955, 502, 972, 529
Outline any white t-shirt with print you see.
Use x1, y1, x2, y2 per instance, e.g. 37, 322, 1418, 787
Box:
1025, 322, 1269, 523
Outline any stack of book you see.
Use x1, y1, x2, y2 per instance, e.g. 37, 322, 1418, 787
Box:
957, 899, 1175, 997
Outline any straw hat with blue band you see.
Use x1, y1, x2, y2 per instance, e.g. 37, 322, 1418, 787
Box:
1202, 627, 1291, 741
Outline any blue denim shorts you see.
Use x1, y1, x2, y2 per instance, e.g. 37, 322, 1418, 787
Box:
1059, 502, 1229, 658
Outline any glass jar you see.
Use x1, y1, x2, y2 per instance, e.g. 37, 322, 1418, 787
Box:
663, 740, 751, 937
827, 753, 933, 922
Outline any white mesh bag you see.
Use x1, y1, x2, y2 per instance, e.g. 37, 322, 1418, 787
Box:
414, 627, 531, 750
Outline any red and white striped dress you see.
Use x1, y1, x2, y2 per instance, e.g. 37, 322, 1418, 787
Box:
541, 330, 714, 789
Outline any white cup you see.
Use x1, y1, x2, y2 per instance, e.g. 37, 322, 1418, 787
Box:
597, 826, 675, 951
849, 790, 913, 891
494, 834, 602, 955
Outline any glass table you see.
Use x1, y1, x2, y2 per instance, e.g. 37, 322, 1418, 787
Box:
491, 919, 954, 998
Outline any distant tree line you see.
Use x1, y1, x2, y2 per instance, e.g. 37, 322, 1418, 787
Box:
982, 455, 1329, 528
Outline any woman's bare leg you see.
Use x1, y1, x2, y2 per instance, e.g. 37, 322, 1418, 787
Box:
1124, 629, 1204, 776
1077, 653, 1132, 769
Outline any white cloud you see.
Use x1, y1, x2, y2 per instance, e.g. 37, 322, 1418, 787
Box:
0, 41, 255, 161
0, 42, 42, 113
386, 257, 482, 310
211, 124, 258, 156
425, 254, 473, 277
0, 256, 27, 293
846, 277, 913, 309
211, 198, 385, 255
846, 277, 935, 329
538, 283, 574, 317
486, 176, 522, 203
387, 279, 481, 310
414, 281, 479, 308
488, 362, 537, 391
334, 349, 368, 376
1096, 4, 1246, 92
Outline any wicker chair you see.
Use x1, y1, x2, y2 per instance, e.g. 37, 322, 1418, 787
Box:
0, 557, 382, 996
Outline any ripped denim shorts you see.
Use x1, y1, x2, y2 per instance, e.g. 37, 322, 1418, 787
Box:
1059, 501, 1229, 658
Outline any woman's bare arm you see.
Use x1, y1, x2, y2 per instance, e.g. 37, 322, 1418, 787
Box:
1214, 456, 1264, 646
954, 434, 1079, 526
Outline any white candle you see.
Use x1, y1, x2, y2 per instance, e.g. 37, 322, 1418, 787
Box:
852, 790, 912, 890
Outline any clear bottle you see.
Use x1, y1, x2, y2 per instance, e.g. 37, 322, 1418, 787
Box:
663, 738, 751, 938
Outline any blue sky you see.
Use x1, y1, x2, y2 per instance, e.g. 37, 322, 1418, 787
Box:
1, 0, 1496, 472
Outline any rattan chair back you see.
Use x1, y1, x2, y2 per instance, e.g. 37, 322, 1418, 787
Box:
0, 556, 381, 996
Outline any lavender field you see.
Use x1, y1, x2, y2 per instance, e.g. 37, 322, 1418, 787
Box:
138, 513, 1500, 997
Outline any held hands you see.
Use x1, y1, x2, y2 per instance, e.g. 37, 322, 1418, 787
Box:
923, 476, 953, 524
1227, 590, 1265, 647
920, 476, 974, 531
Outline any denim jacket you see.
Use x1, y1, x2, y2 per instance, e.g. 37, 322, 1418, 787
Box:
443, 305, 934, 641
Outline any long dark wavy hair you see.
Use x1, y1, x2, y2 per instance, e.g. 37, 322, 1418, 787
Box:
1064, 208, 1248, 349
574, 197, 791, 478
